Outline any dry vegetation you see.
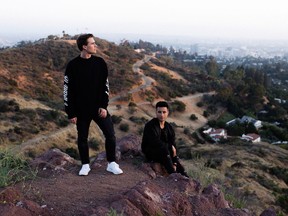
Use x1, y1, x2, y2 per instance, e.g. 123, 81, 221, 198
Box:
0, 37, 287, 215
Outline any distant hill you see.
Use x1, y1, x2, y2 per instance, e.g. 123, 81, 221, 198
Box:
0, 38, 143, 107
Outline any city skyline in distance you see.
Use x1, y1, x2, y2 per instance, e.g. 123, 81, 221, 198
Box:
1, 0, 288, 43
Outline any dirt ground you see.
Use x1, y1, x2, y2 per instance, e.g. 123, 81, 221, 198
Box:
17, 158, 151, 216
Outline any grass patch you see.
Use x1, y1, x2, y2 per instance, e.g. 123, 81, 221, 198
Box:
106, 208, 124, 216
0, 149, 37, 187
185, 158, 224, 187
224, 191, 247, 209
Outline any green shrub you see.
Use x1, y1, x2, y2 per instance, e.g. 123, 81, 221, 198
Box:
106, 208, 124, 216
129, 116, 147, 124
171, 100, 186, 112
203, 110, 209, 117
0, 99, 19, 112
277, 194, 288, 213
65, 147, 80, 160
190, 114, 198, 121
0, 150, 36, 187
88, 138, 100, 151
196, 101, 204, 107
205, 158, 223, 169
57, 117, 70, 127
224, 192, 247, 209
111, 115, 122, 124
119, 123, 129, 132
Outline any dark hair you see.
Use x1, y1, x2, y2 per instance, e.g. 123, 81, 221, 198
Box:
156, 101, 169, 110
76, 33, 94, 51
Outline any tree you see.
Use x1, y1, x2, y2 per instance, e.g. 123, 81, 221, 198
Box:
205, 56, 218, 77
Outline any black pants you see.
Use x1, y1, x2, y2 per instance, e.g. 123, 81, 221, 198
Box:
76, 113, 116, 164
144, 147, 175, 174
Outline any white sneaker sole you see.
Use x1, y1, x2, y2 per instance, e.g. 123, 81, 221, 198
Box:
106, 168, 123, 175
79, 168, 91, 176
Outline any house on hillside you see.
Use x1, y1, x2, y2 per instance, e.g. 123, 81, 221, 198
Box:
226, 116, 262, 129
240, 116, 262, 129
203, 128, 227, 142
241, 133, 261, 143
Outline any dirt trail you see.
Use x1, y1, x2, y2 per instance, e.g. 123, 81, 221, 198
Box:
13, 54, 212, 153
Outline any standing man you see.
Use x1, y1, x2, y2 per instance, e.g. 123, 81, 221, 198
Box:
64, 33, 123, 176
141, 101, 188, 177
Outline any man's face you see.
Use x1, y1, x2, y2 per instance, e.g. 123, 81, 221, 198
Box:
83, 37, 97, 54
156, 107, 169, 123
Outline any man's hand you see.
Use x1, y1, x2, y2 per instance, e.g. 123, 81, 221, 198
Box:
70, 117, 77, 124
98, 108, 107, 118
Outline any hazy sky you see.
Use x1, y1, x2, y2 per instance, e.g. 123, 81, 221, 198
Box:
1, 0, 288, 42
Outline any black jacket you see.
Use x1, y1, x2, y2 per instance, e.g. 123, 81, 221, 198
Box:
63, 55, 109, 119
141, 118, 176, 155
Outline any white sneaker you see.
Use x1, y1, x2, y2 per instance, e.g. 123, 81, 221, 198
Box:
106, 162, 123, 175
79, 164, 91, 176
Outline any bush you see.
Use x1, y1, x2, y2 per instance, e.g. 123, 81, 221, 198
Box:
277, 194, 288, 213
203, 110, 209, 117
0, 99, 19, 112
190, 114, 198, 121
88, 138, 100, 151
65, 147, 80, 160
111, 115, 122, 124
205, 158, 223, 169
42, 109, 60, 121
183, 128, 191, 135
128, 102, 137, 107
171, 100, 186, 112
129, 116, 147, 124
0, 150, 36, 187
57, 117, 70, 127
196, 101, 204, 107
119, 123, 129, 132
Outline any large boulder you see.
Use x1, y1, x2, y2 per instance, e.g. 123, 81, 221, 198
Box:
91, 174, 254, 216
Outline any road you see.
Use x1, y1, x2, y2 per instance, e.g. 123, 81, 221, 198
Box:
110, 55, 155, 102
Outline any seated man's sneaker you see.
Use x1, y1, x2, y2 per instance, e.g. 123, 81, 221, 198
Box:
106, 162, 123, 175
79, 164, 91, 176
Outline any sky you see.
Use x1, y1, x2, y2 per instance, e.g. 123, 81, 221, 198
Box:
1, 0, 288, 43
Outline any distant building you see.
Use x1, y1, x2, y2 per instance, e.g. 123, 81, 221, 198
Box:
203, 128, 227, 142
226, 116, 262, 129
241, 133, 261, 143
240, 116, 262, 129
274, 98, 287, 104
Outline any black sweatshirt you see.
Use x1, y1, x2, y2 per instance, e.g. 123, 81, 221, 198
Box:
63, 55, 109, 119
141, 118, 176, 155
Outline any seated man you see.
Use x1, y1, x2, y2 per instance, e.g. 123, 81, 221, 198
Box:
141, 101, 189, 178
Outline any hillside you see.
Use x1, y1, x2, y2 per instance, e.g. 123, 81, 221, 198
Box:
0, 36, 287, 215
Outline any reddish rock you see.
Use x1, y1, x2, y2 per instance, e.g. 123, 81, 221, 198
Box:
0, 187, 51, 216
98, 174, 255, 216
0, 187, 22, 204
30, 148, 76, 171
260, 208, 277, 216
202, 184, 229, 208
116, 134, 142, 156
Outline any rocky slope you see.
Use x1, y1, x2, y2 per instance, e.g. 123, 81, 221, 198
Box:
0, 134, 278, 216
